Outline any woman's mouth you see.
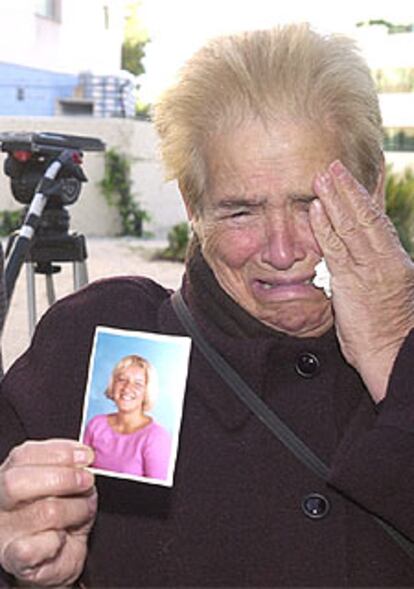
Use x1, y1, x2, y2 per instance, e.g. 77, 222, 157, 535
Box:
252, 277, 314, 300
258, 278, 312, 290
120, 393, 136, 401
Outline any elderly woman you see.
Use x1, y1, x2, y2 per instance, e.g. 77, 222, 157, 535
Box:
0, 23, 413, 587
83, 354, 171, 480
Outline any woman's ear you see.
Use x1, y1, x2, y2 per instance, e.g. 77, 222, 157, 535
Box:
373, 153, 386, 210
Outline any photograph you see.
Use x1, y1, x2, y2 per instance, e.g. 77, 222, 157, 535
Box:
79, 325, 191, 487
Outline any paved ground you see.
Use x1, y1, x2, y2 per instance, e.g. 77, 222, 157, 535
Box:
2, 238, 184, 371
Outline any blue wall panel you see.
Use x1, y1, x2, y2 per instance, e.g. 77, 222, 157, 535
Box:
0, 62, 78, 116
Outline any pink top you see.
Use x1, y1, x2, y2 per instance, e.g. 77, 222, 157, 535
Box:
83, 414, 172, 481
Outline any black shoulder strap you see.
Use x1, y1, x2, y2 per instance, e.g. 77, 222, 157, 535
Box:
172, 290, 329, 479
171, 289, 414, 561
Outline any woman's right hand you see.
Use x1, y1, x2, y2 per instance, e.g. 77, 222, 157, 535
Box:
0, 439, 96, 586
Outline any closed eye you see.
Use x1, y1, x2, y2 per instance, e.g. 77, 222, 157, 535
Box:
228, 209, 251, 218
292, 196, 317, 211
218, 201, 263, 221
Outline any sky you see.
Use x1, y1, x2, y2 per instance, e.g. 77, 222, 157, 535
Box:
137, 0, 414, 103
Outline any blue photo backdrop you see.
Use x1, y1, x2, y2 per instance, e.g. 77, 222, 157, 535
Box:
82, 326, 192, 435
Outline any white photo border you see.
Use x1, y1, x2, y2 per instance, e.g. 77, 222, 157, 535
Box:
79, 325, 192, 487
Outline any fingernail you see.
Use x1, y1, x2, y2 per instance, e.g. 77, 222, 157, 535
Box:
20, 565, 37, 577
87, 492, 98, 515
76, 469, 95, 489
74, 446, 94, 465
329, 160, 346, 177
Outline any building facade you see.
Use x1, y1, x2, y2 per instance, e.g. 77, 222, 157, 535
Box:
356, 24, 414, 153
0, 0, 134, 117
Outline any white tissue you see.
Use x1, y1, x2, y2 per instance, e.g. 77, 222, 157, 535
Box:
312, 258, 332, 298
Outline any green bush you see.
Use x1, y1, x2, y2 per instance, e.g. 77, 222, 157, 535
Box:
385, 166, 414, 256
157, 222, 190, 262
0, 210, 23, 237
99, 148, 150, 237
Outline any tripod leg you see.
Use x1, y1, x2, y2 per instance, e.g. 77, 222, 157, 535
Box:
45, 274, 56, 307
73, 261, 88, 290
25, 263, 37, 337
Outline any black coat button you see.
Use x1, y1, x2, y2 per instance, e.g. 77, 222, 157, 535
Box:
295, 352, 320, 378
302, 493, 330, 519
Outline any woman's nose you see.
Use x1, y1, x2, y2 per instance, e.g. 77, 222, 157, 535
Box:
261, 217, 306, 270
121, 380, 133, 393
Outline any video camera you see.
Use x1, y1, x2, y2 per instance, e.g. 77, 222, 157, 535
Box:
0, 131, 105, 207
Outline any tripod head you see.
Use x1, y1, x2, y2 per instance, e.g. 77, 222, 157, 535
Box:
0, 131, 105, 208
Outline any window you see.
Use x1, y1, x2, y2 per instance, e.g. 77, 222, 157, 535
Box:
35, 0, 61, 21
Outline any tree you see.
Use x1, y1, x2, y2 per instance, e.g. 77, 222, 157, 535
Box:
122, 1, 150, 116
356, 19, 413, 34
122, 1, 149, 76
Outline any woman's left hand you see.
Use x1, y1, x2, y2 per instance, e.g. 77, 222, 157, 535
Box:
311, 159, 414, 403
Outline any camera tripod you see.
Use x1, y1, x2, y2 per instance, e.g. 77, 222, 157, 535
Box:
0, 131, 105, 339
24, 228, 89, 336
4, 205, 90, 336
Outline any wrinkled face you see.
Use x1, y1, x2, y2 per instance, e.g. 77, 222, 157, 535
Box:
112, 365, 147, 414
193, 119, 336, 338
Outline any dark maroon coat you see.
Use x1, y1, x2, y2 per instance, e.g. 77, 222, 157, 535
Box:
1, 256, 414, 586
